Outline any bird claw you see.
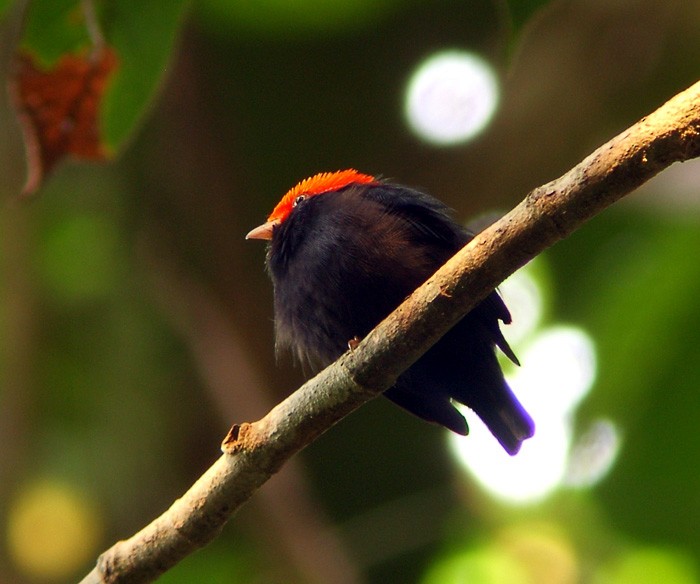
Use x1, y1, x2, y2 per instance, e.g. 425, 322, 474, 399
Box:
347, 336, 361, 351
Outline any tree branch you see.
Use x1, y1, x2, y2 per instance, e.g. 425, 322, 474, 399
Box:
80, 79, 700, 584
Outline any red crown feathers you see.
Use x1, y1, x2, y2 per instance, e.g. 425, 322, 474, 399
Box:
267, 169, 376, 224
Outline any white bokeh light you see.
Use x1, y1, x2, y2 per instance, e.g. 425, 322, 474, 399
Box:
405, 50, 499, 146
565, 418, 621, 488
498, 266, 545, 345
450, 326, 600, 504
514, 327, 597, 415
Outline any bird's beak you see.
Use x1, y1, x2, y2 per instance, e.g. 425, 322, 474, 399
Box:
246, 220, 278, 241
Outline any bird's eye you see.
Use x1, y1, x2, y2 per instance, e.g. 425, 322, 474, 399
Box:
293, 195, 306, 207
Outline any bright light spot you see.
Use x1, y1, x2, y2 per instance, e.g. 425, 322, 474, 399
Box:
498, 266, 545, 345
405, 50, 499, 146
7, 479, 102, 579
514, 327, 597, 414
565, 418, 621, 487
451, 410, 569, 503
451, 327, 598, 503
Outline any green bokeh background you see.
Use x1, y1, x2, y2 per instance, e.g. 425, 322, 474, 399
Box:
1, 0, 700, 582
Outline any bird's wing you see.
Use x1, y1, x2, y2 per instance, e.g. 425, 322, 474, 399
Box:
364, 184, 520, 364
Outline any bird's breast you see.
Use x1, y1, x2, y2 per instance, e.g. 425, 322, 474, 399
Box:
267, 192, 452, 367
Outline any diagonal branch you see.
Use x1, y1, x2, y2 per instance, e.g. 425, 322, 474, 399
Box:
80, 79, 700, 584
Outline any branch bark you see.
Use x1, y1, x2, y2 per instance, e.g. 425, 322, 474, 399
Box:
80, 79, 700, 584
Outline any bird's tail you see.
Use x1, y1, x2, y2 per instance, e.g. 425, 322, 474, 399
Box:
470, 381, 534, 455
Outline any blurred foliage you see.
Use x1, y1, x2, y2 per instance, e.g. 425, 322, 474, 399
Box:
197, 0, 402, 37
502, 0, 552, 32
99, 0, 190, 150
600, 547, 698, 584
18, 0, 189, 153
20, 0, 93, 64
551, 212, 700, 551
0, 0, 11, 20
2, 0, 700, 583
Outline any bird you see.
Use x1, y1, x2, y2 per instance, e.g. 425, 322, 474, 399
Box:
246, 170, 534, 454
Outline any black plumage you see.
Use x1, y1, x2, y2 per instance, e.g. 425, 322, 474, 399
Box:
248, 174, 534, 454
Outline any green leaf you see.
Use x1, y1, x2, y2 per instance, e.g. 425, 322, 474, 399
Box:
20, 0, 92, 66
18, 0, 190, 155
100, 0, 190, 151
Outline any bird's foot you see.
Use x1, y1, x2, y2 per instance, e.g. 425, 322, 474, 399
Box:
347, 336, 361, 351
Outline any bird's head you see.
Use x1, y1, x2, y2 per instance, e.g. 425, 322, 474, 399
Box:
246, 169, 376, 240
